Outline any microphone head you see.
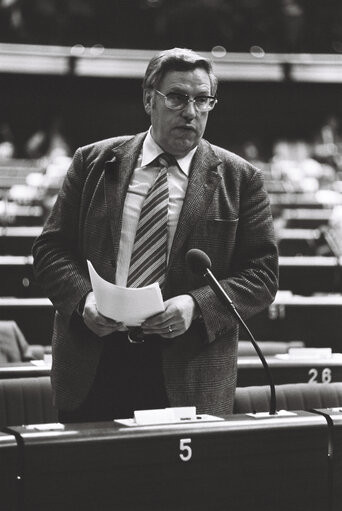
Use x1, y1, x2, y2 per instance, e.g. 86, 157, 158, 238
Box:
186, 249, 212, 275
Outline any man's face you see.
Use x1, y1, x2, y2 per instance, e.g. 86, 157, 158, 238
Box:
144, 68, 212, 158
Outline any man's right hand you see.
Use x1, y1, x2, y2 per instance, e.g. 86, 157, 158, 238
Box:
82, 291, 124, 337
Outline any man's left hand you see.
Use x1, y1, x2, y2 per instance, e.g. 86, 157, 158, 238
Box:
141, 294, 197, 338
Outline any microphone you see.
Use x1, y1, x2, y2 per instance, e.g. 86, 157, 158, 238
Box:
186, 248, 277, 415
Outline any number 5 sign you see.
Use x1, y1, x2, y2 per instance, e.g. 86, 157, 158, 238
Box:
179, 438, 192, 462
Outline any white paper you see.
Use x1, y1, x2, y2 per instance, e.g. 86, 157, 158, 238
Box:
87, 260, 165, 326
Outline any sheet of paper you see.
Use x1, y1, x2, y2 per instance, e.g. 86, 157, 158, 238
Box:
87, 260, 165, 326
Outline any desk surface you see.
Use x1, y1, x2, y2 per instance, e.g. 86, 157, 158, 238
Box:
0, 361, 51, 378
1, 355, 342, 388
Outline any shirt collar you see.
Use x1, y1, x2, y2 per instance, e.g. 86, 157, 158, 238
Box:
141, 128, 196, 176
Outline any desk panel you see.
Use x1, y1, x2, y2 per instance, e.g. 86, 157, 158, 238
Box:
0, 256, 44, 297
0, 298, 54, 345
279, 256, 342, 294
0, 431, 19, 511
0, 226, 42, 255
246, 293, 342, 352
282, 209, 332, 229
8, 412, 329, 511
237, 355, 342, 386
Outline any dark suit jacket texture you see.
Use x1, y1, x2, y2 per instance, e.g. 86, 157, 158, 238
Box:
32, 132, 278, 415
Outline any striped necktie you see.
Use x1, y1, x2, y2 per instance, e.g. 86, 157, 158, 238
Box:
127, 153, 174, 289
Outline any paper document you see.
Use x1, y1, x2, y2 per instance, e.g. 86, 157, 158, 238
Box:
87, 260, 165, 326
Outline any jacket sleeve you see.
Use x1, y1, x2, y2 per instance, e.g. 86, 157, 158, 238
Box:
189, 167, 279, 343
32, 148, 92, 322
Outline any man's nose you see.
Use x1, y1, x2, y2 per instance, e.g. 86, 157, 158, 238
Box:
181, 100, 197, 120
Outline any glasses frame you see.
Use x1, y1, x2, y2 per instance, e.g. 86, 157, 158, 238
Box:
154, 89, 218, 112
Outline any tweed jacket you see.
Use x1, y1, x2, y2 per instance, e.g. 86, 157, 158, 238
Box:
32, 131, 278, 414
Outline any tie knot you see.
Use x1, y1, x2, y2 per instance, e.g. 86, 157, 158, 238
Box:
158, 152, 176, 168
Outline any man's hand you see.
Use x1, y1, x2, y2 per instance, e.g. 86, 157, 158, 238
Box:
141, 294, 198, 338
82, 291, 124, 337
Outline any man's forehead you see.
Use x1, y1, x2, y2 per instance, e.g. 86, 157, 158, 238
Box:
160, 68, 211, 89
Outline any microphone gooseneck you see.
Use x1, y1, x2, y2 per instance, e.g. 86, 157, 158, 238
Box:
186, 248, 277, 415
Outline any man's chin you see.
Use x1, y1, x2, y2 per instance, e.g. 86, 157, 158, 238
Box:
171, 136, 198, 155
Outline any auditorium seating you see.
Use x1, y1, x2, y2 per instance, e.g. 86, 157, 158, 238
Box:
0, 376, 57, 428
0, 159, 43, 191
0, 320, 50, 363
234, 382, 342, 414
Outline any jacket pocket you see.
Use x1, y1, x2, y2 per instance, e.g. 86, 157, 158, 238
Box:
189, 217, 239, 242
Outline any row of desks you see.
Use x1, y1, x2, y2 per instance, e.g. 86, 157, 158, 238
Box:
3, 352, 342, 387
1, 254, 342, 297
2, 291, 342, 348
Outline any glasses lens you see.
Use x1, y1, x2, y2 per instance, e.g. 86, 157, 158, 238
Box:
195, 97, 210, 111
196, 97, 217, 111
162, 91, 217, 111
165, 93, 187, 110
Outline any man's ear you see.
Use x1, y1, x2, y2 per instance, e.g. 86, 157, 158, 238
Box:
143, 89, 153, 115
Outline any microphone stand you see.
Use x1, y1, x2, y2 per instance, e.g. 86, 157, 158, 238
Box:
203, 267, 277, 415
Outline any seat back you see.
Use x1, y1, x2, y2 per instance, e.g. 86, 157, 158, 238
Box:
0, 376, 57, 428
234, 382, 342, 414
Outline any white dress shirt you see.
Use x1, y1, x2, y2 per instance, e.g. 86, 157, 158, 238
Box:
115, 129, 196, 286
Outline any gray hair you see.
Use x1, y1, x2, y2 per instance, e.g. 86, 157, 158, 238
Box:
142, 47, 218, 96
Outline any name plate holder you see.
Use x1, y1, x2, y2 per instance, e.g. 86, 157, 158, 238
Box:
115, 406, 224, 427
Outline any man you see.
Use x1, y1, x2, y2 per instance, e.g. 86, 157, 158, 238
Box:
32, 47, 278, 423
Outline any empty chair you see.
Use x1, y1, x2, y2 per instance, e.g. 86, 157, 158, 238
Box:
0, 376, 57, 428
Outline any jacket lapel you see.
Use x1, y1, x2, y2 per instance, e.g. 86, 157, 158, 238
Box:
167, 140, 222, 272
104, 132, 146, 269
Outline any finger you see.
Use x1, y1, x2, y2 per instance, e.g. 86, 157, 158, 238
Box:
84, 317, 123, 336
160, 325, 179, 338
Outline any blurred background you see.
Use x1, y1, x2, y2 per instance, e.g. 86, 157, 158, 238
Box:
2, 0, 342, 355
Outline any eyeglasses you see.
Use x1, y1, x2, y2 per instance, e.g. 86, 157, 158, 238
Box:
154, 89, 218, 112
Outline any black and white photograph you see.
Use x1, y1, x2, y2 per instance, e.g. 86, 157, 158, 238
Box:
0, 1, 342, 509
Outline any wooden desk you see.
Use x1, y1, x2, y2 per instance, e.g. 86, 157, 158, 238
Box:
6, 412, 329, 511
277, 228, 324, 256
3, 353, 341, 388
0, 255, 45, 297
237, 354, 342, 387
279, 256, 342, 293
246, 292, 342, 351
0, 431, 18, 511
282, 208, 332, 229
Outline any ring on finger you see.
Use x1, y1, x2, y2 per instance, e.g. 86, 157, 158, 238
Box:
168, 325, 173, 333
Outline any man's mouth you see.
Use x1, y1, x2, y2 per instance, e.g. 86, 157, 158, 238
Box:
174, 125, 196, 132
